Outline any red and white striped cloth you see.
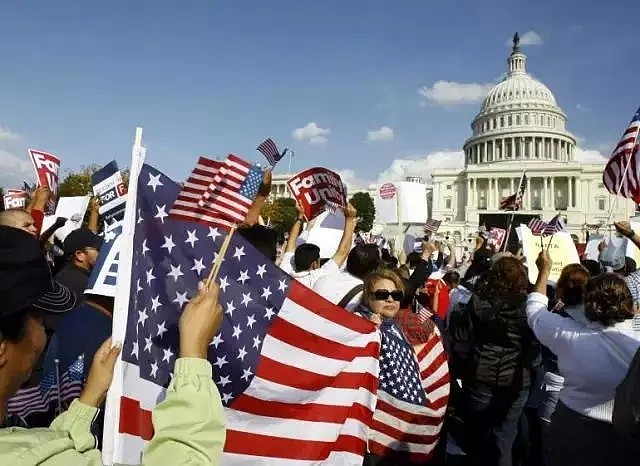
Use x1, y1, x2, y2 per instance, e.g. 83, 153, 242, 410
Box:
528, 218, 547, 235
168, 156, 234, 230
367, 326, 450, 464
198, 154, 263, 223
603, 107, 640, 202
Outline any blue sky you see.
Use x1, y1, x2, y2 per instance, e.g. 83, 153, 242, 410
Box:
0, 0, 637, 188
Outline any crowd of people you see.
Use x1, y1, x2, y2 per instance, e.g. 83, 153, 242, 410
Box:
0, 173, 639, 466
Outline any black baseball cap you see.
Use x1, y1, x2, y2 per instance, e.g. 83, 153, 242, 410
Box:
0, 226, 77, 317
63, 227, 103, 257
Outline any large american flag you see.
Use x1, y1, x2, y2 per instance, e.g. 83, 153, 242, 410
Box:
603, 107, 640, 203
499, 174, 527, 211
256, 138, 285, 167
367, 320, 449, 463
108, 164, 380, 465
198, 154, 263, 223
168, 156, 234, 230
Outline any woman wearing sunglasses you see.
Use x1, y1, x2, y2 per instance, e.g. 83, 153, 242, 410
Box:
357, 269, 448, 465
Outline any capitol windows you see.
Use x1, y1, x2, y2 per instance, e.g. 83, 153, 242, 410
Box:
445, 198, 452, 209
524, 114, 529, 125
598, 198, 606, 211
508, 115, 512, 126
516, 115, 521, 125
500, 117, 505, 127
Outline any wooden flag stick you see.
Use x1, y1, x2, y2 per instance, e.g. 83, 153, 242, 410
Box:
205, 226, 236, 287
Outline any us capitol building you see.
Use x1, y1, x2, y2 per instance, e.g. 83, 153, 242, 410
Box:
430, 33, 635, 241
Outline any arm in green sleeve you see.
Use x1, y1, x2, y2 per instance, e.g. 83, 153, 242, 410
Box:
49, 399, 101, 452
142, 357, 226, 465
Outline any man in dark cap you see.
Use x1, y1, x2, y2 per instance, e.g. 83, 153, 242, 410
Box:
0, 226, 76, 427
55, 227, 103, 300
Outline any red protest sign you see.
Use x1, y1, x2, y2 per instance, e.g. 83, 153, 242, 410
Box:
3, 189, 27, 209
28, 149, 61, 214
379, 183, 396, 199
287, 167, 347, 221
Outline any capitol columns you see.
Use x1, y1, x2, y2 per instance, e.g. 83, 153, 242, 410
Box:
568, 177, 573, 208
526, 176, 532, 209
543, 177, 548, 208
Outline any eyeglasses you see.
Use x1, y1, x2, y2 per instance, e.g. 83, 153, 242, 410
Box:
373, 289, 403, 301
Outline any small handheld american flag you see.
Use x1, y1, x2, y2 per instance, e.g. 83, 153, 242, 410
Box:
527, 218, 547, 235
424, 218, 441, 234
542, 214, 565, 236
257, 138, 286, 167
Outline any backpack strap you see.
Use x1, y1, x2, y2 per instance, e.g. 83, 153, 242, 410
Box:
338, 284, 364, 309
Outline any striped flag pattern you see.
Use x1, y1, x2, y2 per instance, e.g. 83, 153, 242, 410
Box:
198, 154, 263, 223
603, 107, 640, 203
7, 355, 85, 419
367, 321, 449, 463
542, 214, 565, 235
527, 218, 547, 235
257, 138, 285, 167
499, 174, 527, 211
168, 156, 234, 230
107, 164, 380, 465
424, 219, 442, 234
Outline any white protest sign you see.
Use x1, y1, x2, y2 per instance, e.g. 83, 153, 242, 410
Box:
520, 225, 580, 284
49, 196, 91, 241
585, 233, 604, 261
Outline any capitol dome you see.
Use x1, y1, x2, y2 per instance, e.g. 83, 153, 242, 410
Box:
464, 33, 576, 166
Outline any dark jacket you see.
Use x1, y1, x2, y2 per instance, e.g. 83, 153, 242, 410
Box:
451, 291, 535, 390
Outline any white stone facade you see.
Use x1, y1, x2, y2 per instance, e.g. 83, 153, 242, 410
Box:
431, 35, 634, 241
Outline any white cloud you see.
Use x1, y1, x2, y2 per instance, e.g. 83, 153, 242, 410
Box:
574, 147, 608, 163
367, 126, 394, 143
506, 30, 543, 47
377, 150, 465, 185
0, 127, 21, 141
419, 81, 494, 106
0, 149, 33, 188
292, 122, 331, 145
337, 169, 374, 193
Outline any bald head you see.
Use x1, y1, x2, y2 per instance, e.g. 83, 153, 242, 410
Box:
0, 209, 38, 237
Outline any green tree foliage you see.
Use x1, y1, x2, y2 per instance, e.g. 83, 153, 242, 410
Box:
349, 192, 375, 232
58, 165, 102, 197
262, 197, 299, 238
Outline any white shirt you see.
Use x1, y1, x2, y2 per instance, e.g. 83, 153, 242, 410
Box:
313, 271, 363, 311
279, 251, 340, 288
526, 292, 640, 423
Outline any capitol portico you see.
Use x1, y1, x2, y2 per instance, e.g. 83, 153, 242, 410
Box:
431, 33, 635, 241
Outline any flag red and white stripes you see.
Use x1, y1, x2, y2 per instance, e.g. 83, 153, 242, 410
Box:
168, 156, 234, 230
603, 108, 640, 202
528, 218, 547, 235
114, 282, 380, 465
367, 327, 449, 464
424, 219, 441, 234
198, 154, 263, 223
256, 138, 284, 166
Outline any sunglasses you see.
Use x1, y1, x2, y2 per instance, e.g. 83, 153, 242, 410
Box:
373, 289, 403, 301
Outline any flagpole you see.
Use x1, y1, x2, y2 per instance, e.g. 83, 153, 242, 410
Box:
502, 169, 526, 252
288, 150, 294, 174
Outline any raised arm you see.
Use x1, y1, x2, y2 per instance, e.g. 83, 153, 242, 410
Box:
87, 197, 101, 234
330, 203, 357, 268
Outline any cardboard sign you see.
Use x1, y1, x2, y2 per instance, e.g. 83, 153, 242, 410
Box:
92, 161, 128, 225
584, 233, 604, 261
41, 196, 91, 242
28, 149, 60, 214
520, 225, 580, 284
3, 189, 27, 209
287, 167, 346, 221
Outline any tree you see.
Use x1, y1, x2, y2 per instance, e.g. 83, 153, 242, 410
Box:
58, 165, 101, 197
350, 192, 375, 232
262, 197, 299, 237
